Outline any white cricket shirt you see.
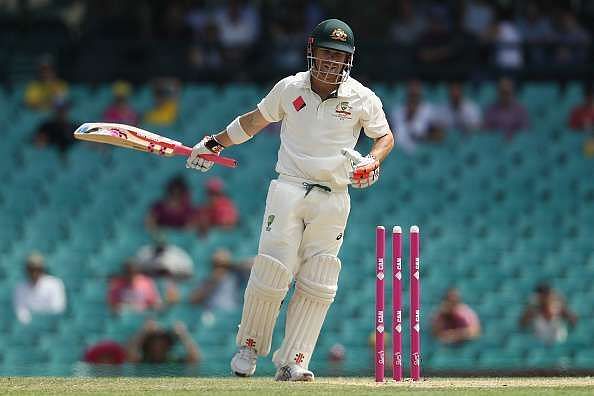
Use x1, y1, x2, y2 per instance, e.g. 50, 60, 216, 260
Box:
257, 71, 390, 187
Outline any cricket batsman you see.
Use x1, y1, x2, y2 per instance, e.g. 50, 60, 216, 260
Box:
186, 19, 394, 381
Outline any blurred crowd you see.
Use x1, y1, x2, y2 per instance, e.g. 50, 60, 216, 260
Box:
1, 0, 593, 82
14, 242, 252, 367
14, 245, 580, 370
23, 55, 594, 158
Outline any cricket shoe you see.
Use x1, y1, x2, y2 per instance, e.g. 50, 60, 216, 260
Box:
231, 346, 257, 377
274, 363, 314, 382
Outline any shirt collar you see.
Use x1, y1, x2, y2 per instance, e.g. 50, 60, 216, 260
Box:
303, 71, 353, 98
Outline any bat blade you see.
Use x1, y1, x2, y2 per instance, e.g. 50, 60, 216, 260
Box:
73, 123, 237, 168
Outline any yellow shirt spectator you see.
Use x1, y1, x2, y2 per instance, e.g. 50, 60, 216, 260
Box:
25, 79, 69, 111
143, 99, 178, 126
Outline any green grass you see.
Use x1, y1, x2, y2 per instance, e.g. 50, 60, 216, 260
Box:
1, 377, 594, 395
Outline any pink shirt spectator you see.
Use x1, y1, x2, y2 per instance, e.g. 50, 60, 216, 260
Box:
209, 196, 238, 227
484, 100, 530, 137
150, 194, 194, 228
108, 274, 161, 312
433, 303, 479, 331
103, 104, 138, 125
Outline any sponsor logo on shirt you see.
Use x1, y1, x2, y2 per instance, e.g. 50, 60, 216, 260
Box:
292, 96, 306, 112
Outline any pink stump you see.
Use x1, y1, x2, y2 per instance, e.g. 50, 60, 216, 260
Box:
409, 225, 421, 381
375, 226, 385, 382
392, 226, 403, 381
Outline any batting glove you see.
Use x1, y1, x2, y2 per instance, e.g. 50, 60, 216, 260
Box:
186, 135, 222, 172
341, 148, 380, 189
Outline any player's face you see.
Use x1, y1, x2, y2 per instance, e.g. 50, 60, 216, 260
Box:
310, 47, 351, 85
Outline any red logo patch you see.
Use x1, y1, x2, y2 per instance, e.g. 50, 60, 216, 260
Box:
246, 339, 256, 349
292, 96, 306, 112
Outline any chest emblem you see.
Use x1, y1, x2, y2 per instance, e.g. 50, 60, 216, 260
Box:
292, 96, 306, 112
333, 101, 353, 120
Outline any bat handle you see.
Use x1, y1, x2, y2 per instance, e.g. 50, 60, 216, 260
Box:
173, 145, 238, 168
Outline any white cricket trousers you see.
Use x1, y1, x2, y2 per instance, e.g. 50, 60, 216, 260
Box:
258, 175, 350, 274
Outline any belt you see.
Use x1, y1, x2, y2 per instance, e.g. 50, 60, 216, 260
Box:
302, 182, 331, 197
278, 174, 348, 194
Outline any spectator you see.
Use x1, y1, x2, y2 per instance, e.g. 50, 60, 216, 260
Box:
102, 81, 138, 125
185, 0, 211, 40
436, 81, 482, 132
390, 80, 441, 153
483, 9, 523, 69
193, 178, 238, 235
187, 21, 223, 71
483, 77, 530, 137
107, 260, 162, 314
135, 235, 194, 279
34, 97, 77, 151
13, 252, 66, 325
83, 340, 127, 364
146, 176, 195, 231
327, 343, 346, 376
143, 78, 179, 126
24, 54, 68, 111
520, 283, 578, 345
189, 249, 249, 312
268, 2, 310, 70
416, 7, 457, 65
463, 0, 494, 38
552, 10, 590, 65
568, 83, 594, 131
432, 288, 481, 345
517, 2, 554, 65
213, 0, 260, 51
127, 319, 200, 364
390, 0, 425, 45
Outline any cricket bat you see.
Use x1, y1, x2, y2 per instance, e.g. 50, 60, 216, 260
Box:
73, 122, 238, 168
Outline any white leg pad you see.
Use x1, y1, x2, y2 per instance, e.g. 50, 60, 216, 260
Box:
272, 254, 341, 369
236, 254, 292, 356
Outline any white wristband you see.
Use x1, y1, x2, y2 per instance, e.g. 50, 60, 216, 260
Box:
226, 116, 252, 145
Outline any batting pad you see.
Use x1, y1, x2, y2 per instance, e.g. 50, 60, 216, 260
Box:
272, 254, 341, 369
236, 254, 292, 356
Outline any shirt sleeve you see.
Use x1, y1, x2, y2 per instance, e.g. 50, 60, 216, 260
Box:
460, 305, 480, 327
361, 93, 390, 139
13, 284, 31, 324
257, 78, 289, 122
48, 278, 66, 313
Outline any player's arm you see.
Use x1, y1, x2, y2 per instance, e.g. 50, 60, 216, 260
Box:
187, 78, 288, 172
370, 132, 394, 161
363, 131, 394, 172
211, 108, 270, 148
185, 108, 269, 172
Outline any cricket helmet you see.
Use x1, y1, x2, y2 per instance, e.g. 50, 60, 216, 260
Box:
307, 19, 355, 84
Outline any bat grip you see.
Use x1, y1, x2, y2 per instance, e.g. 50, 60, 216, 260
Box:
173, 145, 238, 168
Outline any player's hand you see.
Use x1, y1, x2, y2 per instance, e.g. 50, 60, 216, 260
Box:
341, 148, 380, 189
186, 136, 220, 172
